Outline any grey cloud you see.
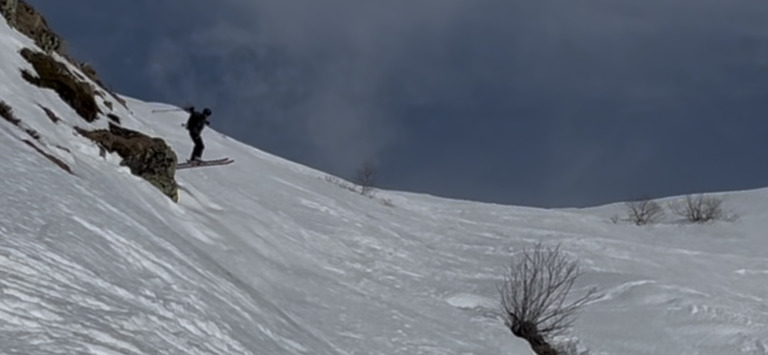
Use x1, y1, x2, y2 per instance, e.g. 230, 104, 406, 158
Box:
143, 0, 474, 173
226, 0, 468, 53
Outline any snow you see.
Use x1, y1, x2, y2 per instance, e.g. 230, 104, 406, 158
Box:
0, 14, 767, 355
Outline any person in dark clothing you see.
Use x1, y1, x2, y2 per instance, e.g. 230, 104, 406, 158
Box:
183, 106, 212, 162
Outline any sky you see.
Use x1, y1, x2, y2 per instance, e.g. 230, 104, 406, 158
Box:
26, 0, 768, 207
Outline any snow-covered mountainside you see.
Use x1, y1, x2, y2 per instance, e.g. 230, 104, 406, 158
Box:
1, 8, 767, 355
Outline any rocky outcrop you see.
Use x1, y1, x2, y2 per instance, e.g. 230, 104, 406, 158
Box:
2, 0, 126, 108
20, 48, 100, 122
1, 0, 63, 54
76, 123, 179, 202
4, 0, 175, 199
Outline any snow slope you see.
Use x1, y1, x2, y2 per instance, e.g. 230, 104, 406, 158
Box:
1, 14, 767, 355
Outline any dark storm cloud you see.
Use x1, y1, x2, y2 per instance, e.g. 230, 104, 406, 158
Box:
144, 0, 471, 172
28, 0, 768, 206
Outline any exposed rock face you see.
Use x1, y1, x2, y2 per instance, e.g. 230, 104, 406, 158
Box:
1, 0, 17, 28
20, 48, 100, 122
3, 0, 126, 108
1, 0, 64, 53
77, 123, 179, 202
3, 1, 175, 200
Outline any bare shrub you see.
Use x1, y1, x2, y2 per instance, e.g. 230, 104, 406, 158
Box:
354, 161, 377, 196
669, 194, 728, 223
625, 198, 664, 225
499, 243, 598, 355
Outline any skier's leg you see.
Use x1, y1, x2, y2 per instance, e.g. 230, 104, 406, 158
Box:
188, 131, 195, 161
189, 130, 204, 161
194, 135, 205, 160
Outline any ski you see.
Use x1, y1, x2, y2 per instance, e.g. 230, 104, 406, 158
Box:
177, 158, 234, 170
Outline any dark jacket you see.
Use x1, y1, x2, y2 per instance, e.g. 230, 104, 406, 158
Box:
185, 108, 210, 133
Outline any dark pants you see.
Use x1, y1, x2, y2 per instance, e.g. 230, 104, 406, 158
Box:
189, 129, 204, 160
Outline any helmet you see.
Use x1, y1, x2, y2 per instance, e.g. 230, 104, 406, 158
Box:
203, 108, 212, 116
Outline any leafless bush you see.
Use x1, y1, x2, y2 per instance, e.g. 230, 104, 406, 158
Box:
625, 198, 664, 225
354, 161, 377, 197
669, 194, 729, 223
499, 243, 598, 355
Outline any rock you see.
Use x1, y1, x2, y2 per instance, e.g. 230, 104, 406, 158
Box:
77, 123, 179, 201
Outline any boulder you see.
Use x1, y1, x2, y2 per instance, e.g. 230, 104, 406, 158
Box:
77, 123, 179, 201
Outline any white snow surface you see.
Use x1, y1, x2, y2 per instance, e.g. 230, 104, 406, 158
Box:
0, 17, 767, 355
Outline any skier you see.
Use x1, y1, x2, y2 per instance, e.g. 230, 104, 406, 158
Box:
182, 106, 212, 163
